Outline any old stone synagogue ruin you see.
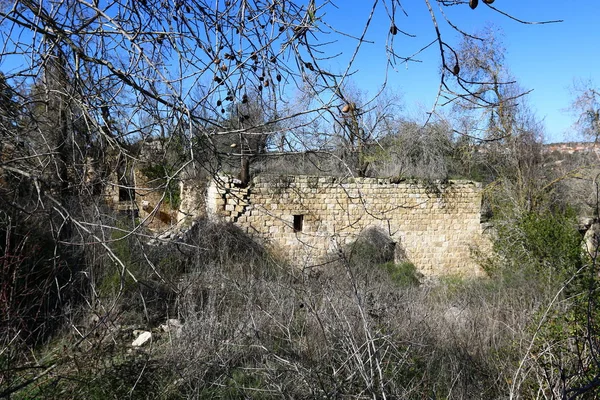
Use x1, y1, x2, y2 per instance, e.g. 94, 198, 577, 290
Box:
105, 158, 488, 276
206, 175, 486, 276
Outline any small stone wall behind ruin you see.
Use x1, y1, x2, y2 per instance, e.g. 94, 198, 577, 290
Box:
208, 175, 487, 276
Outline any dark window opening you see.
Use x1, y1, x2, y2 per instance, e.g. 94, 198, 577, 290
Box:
117, 162, 135, 201
293, 215, 304, 232
119, 186, 135, 201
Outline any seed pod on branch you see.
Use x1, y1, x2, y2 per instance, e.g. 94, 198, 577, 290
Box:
469, 0, 478, 9
342, 103, 355, 113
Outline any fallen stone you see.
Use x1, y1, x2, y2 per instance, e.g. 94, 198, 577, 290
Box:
131, 331, 152, 347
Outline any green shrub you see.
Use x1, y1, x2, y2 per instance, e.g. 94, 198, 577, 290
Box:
97, 223, 139, 297
490, 208, 583, 284
488, 207, 600, 397
378, 261, 421, 287
343, 228, 421, 287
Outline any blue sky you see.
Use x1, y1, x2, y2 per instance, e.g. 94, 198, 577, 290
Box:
315, 0, 599, 143
1, 0, 597, 144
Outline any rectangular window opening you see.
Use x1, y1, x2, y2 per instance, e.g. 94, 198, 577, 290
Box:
293, 214, 304, 233
119, 186, 135, 201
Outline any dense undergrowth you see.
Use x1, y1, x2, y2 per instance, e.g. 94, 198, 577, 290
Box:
2, 203, 598, 399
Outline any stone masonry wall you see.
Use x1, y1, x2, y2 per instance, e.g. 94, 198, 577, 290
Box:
207, 175, 487, 276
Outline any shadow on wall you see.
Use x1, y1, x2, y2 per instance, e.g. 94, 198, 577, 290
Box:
345, 226, 407, 266
339, 226, 423, 286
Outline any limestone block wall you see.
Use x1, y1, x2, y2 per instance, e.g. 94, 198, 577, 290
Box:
133, 169, 179, 228
178, 179, 208, 224
207, 175, 487, 276
103, 166, 179, 229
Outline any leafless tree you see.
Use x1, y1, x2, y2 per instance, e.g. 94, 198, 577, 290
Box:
0, 0, 560, 181
328, 83, 403, 176
570, 80, 600, 143
444, 25, 551, 213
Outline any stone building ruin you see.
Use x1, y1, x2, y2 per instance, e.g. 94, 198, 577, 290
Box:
205, 175, 487, 276
104, 158, 488, 276
97, 135, 488, 276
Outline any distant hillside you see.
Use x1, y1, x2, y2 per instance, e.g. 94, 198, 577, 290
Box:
543, 142, 600, 155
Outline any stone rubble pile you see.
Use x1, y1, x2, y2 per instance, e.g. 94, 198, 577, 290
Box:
146, 219, 201, 246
